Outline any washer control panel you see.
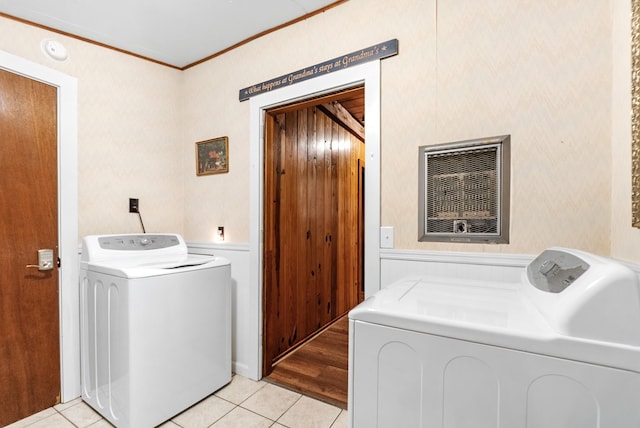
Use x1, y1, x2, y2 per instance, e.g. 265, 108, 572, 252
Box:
527, 249, 590, 293
97, 234, 180, 251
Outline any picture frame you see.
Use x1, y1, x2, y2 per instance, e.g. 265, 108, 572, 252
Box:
633, 0, 640, 226
196, 136, 229, 176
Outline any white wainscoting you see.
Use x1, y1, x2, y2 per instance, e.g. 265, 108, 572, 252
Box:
187, 242, 254, 379
183, 243, 640, 382
186, 242, 539, 380
380, 248, 535, 289
380, 248, 640, 288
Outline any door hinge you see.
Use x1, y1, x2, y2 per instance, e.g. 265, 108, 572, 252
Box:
57, 257, 61, 268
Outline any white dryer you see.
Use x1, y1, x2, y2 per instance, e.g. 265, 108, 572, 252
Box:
349, 248, 640, 428
79, 234, 231, 428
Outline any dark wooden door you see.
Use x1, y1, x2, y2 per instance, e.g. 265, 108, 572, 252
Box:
263, 101, 364, 375
0, 68, 60, 426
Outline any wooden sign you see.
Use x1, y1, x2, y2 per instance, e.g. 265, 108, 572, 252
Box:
239, 39, 398, 101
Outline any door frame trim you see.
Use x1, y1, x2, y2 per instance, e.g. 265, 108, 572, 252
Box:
249, 61, 381, 380
0, 50, 79, 401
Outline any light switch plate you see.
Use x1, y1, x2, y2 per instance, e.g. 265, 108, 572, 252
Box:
380, 226, 394, 249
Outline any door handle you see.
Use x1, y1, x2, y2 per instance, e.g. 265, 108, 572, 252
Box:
26, 249, 54, 271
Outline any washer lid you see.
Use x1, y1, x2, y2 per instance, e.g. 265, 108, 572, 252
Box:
81, 253, 229, 278
138, 256, 216, 269
350, 277, 552, 340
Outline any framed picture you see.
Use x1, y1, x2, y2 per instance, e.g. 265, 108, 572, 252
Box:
196, 136, 229, 175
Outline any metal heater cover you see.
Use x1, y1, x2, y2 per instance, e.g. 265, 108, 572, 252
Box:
418, 135, 510, 244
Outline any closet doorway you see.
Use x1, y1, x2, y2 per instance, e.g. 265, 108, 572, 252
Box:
262, 87, 365, 403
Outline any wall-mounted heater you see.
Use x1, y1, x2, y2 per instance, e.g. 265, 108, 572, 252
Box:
418, 135, 510, 243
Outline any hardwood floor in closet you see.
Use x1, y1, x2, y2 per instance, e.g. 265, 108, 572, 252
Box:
266, 315, 349, 409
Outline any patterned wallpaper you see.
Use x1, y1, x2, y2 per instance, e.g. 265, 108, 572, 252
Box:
1, 0, 636, 260
408, 0, 612, 253
0, 17, 184, 239
181, 0, 616, 255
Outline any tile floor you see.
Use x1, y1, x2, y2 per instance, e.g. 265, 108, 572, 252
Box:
6, 375, 348, 428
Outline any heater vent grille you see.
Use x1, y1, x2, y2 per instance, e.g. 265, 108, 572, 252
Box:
419, 136, 510, 243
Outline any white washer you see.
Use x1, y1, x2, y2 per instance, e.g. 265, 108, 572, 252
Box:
349, 248, 640, 428
79, 234, 231, 428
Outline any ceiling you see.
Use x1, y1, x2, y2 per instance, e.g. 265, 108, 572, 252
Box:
0, 0, 364, 124
0, 0, 344, 69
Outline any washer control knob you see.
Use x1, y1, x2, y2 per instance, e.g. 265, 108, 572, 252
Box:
140, 238, 150, 246
539, 260, 560, 277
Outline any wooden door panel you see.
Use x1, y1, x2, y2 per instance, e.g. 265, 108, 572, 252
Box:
262, 112, 278, 370
264, 103, 364, 373
285, 110, 301, 348
297, 109, 313, 337
315, 109, 330, 326
322, 112, 336, 323
0, 69, 60, 426
327, 115, 339, 323
336, 122, 348, 314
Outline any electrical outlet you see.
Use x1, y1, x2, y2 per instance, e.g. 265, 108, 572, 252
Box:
129, 198, 139, 213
